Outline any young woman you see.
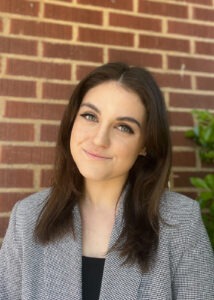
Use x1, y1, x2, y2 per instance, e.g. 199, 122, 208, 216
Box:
0, 62, 213, 300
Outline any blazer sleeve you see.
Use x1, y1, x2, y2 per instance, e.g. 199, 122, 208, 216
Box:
0, 202, 22, 300
172, 200, 214, 300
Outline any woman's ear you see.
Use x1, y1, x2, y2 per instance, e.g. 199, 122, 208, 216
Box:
139, 147, 147, 157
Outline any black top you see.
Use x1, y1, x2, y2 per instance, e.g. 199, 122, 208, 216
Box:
82, 256, 105, 300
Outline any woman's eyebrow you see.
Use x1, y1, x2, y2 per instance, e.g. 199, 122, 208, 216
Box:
117, 117, 142, 129
80, 103, 100, 113
80, 103, 142, 129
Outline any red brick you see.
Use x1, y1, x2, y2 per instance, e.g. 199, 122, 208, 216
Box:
11, 19, 72, 40
40, 124, 59, 142
5, 101, 65, 121
140, 35, 190, 53
0, 192, 31, 212
154, 73, 191, 89
172, 151, 196, 167
176, 191, 198, 200
0, 79, 36, 97
1, 146, 55, 164
182, 0, 212, 5
0, 122, 34, 141
169, 111, 193, 127
169, 93, 214, 109
110, 13, 161, 32
78, 27, 133, 47
45, 3, 102, 25
173, 171, 208, 188
0, 19, 3, 32
76, 65, 97, 80
194, 7, 214, 22
109, 49, 162, 69
202, 161, 214, 169
168, 56, 214, 74
43, 42, 103, 63
42, 82, 73, 100
77, 0, 133, 11
168, 20, 214, 39
0, 37, 37, 56
139, 1, 188, 19
171, 131, 195, 147
0, 0, 39, 16
195, 41, 214, 56
7, 59, 71, 80
0, 169, 33, 188
0, 217, 9, 239
40, 169, 54, 187
196, 77, 214, 91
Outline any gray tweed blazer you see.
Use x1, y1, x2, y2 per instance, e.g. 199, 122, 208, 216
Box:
0, 189, 213, 300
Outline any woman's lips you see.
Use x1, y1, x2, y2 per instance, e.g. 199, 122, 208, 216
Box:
83, 149, 111, 160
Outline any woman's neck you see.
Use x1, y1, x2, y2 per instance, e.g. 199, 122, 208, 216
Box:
82, 178, 127, 210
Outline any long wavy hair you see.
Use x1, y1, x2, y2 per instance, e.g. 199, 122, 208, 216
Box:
35, 62, 172, 272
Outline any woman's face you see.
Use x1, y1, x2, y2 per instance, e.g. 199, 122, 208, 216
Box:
70, 81, 146, 185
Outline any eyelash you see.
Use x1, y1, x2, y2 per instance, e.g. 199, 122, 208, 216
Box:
117, 124, 134, 134
80, 113, 97, 122
80, 112, 134, 135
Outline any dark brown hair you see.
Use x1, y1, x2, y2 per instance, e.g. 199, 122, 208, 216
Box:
35, 62, 172, 272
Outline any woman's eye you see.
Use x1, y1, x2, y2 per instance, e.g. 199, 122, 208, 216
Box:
117, 124, 134, 134
80, 113, 97, 122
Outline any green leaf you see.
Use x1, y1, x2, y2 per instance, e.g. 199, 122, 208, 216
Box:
185, 129, 195, 138
204, 174, 214, 192
199, 191, 213, 201
193, 110, 213, 122
204, 126, 214, 143
190, 177, 210, 190
200, 150, 214, 163
185, 109, 214, 249
210, 203, 214, 214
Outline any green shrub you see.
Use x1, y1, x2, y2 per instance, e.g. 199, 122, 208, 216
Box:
185, 110, 214, 248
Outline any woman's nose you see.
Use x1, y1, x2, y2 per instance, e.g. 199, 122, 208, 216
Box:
93, 125, 110, 147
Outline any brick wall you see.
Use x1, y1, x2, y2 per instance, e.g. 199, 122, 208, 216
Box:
0, 0, 214, 240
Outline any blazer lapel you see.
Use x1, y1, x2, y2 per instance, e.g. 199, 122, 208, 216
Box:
43, 206, 82, 300
99, 189, 144, 300
99, 240, 143, 300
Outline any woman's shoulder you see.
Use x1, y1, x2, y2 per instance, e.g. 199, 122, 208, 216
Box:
16, 188, 50, 212
160, 190, 200, 225
11, 188, 51, 227
2, 189, 51, 246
